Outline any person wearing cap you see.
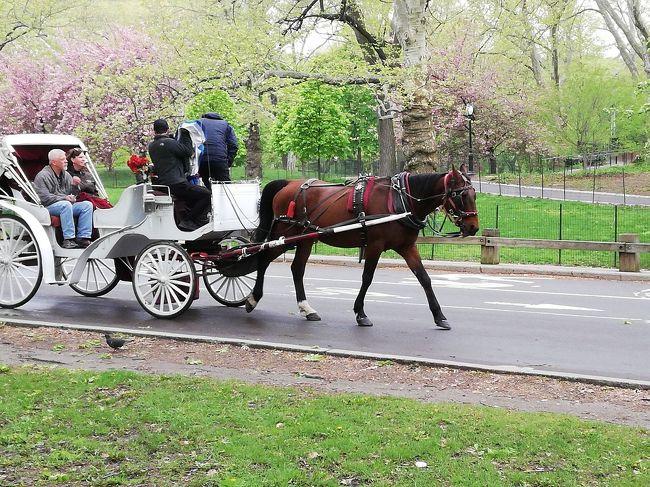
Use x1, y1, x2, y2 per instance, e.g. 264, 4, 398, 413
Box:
147, 118, 211, 231
33, 149, 94, 249
197, 112, 238, 188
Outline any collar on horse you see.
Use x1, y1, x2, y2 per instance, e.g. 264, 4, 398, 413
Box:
389, 173, 428, 230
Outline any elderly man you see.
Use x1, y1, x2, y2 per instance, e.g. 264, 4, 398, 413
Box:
33, 149, 93, 249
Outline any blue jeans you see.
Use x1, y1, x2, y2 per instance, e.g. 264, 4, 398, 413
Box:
47, 200, 93, 240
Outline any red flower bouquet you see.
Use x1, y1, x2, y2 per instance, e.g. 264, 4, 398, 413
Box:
127, 154, 150, 174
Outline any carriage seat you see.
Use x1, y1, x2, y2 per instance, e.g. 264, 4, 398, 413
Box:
149, 188, 189, 224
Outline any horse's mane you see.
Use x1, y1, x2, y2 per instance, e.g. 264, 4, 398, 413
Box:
254, 179, 289, 242
406, 172, 446, 198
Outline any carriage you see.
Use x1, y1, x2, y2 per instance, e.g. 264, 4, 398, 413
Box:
0, 133, 262, 319
0, 133, 479, 328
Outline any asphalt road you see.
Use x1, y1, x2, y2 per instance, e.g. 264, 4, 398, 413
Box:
2, 261, 649, 385
476, 181, 650, 206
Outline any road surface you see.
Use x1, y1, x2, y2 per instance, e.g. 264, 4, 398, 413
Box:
476, 181, 650, 206
2, 261, 649, 385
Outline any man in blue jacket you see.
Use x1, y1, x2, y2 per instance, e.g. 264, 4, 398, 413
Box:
198, 112, 239, 187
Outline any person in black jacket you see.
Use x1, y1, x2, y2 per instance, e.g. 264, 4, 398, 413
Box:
148, 118, 211, 231
198, 112, 238, 187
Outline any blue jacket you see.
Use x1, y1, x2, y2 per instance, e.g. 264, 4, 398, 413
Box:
198, 112, 238, 168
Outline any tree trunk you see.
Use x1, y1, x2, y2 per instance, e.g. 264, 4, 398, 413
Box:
391, 0, 436, 172
245, 121, 262, 179
522, 0, 545, 87
377, 103, 397, 176
595, 0, 650, 77
401, 88, 436, 173
488, 147, 497, 174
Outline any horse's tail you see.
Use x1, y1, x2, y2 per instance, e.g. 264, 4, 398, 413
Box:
254, 179, 289, 243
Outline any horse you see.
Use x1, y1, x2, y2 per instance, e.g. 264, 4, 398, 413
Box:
245, 167, 479, 329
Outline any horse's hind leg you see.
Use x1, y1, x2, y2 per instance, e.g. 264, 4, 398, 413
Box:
397, 244, 451, 330
353, 248, 381, 327
245, 247, 284, 313
292, 241, 320, 321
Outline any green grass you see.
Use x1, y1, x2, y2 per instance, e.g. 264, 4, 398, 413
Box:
98, 166, 649, 268
1, 366, 648, 486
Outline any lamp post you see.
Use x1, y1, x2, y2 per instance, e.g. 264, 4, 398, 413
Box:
465, 103, 475, 173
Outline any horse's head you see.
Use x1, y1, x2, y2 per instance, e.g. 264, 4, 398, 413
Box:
441, 166, 479, 236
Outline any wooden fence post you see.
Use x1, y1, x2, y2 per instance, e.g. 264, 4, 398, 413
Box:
618, 233, 640, 272
481, 228, 500, 265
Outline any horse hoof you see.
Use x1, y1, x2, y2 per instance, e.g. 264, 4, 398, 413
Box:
305, 313, 321, 321
435, 319, 451, 330
356, 315, 373, 327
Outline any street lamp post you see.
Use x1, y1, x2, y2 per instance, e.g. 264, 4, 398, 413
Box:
465, 103, 475, 173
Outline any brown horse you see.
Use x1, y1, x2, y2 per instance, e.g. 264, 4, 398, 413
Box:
245, 167, 479, 329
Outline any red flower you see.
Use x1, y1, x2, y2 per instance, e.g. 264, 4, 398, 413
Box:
127, 154, 150, 174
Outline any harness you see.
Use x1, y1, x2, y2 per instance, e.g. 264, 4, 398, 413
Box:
440, 171, 478, 225
388, 172, 428, 230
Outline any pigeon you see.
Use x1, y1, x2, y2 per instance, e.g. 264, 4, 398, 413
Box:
104, 334, 132, 350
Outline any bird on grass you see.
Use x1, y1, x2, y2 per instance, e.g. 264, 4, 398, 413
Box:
104, 334, 132, 350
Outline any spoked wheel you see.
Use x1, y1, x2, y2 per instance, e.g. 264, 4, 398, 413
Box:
62, 257, 119, 297
0, 215, 43, 308
203, 236, 257, 307
133, 241, 196, 318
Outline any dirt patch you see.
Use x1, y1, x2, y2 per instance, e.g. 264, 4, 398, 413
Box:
518, 171, 650, 195
1, 324, 649, 429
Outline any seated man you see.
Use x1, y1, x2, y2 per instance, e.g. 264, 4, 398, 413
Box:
33, 149, 93, 249
148, 118, 211, 231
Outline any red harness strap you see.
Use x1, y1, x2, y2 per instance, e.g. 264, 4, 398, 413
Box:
346, 177, 375, 214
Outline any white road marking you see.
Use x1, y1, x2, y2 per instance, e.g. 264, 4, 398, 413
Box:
308, 287, 411, 299
272, 293, 643, 322
267, 274, 650, 301
634, 289, 650, 298
485, 302, 602, 311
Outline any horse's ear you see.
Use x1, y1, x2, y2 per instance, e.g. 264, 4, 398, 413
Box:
458, 163, 467, 175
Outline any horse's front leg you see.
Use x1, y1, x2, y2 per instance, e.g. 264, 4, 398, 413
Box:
397, 245, 451, 330
292, 241, 320, 321
353, 249, 380, 327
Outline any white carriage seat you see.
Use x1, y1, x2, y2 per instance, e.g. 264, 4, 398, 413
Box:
94, 184, 146, 230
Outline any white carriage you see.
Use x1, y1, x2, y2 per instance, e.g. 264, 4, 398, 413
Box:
0, 134, 260, 318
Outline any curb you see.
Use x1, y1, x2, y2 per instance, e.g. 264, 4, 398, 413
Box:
285, 254, 650, 281
7, 319, 650, 390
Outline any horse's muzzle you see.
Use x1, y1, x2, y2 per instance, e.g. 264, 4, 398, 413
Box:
461, 221, 479, 237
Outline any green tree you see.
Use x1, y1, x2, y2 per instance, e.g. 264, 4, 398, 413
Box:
339, 85, 379, 173
537, 60, 646, 155
273, 81, 351, 178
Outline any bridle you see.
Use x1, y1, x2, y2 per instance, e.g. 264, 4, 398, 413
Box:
440, 171, 478, 227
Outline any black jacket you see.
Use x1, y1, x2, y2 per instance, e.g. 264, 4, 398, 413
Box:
148, 130, 193, 186
198, 112, 238, 167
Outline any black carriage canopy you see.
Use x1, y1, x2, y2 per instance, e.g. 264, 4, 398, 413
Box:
0, 144, 82, 197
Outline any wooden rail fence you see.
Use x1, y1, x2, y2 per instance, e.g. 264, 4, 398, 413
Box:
417, 230, 649, 272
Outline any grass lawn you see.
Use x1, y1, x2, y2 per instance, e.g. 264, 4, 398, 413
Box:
1, 366, 648, 486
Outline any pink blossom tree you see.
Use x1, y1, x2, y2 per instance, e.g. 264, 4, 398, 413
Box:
420, 38, 549, 174
0, 28, 184, 167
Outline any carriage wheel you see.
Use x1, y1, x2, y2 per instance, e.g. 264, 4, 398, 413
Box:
133, 241, 196, 318
203, 236, 257, 307
0, 215, 43, 308
61, 257, 120, 297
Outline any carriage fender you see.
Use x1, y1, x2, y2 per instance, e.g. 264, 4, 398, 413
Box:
0, 200, 57, 284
